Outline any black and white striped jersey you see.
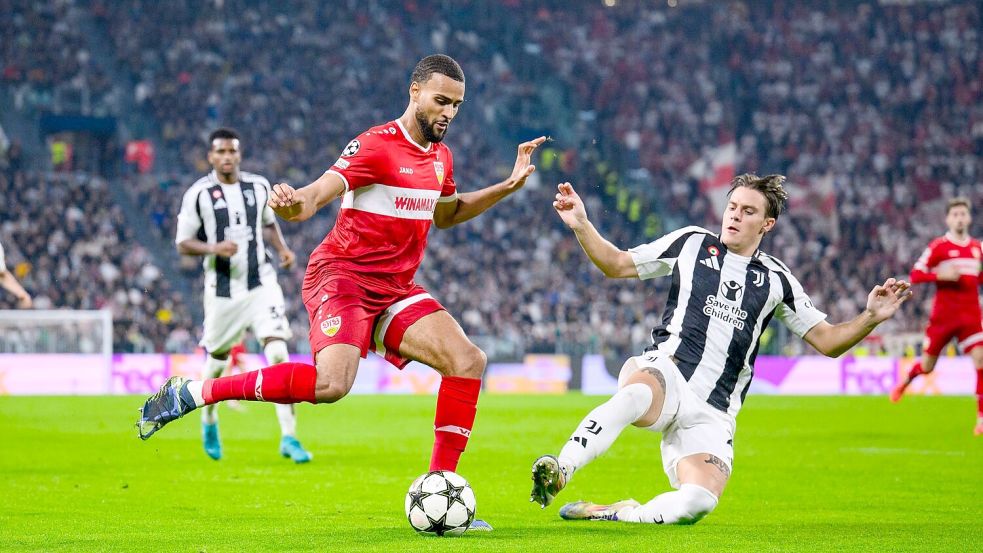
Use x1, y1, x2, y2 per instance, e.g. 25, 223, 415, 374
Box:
629, 226, 827, 417
175, 171, 279, 299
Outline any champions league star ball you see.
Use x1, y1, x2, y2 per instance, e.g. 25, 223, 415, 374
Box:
405, 470, 476, 536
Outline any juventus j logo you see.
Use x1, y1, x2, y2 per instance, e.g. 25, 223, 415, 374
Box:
585, 419, 603, 435
751, 270, 766, 287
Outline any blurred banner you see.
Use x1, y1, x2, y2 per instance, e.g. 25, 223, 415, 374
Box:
0, 354, 977, 396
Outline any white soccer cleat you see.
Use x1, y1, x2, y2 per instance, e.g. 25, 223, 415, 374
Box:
530, 454, 568, 508
558, 499, 641, 521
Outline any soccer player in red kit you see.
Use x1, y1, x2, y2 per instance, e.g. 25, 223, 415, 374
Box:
137, 55, 545, 510
890, 198, 983, 435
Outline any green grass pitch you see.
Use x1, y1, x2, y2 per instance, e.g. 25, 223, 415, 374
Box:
1, 393, 981, 552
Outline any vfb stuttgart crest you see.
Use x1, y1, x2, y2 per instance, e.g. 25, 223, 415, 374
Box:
433, 161, 445, 185
320, 315, 342, 337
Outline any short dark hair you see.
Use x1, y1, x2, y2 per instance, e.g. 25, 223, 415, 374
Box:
208, 128, 239, 146
410, 54, 465, 86
946, 197, 971, 214
727, 173, 789, 219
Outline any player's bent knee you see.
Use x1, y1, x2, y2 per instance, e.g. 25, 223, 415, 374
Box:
444, 344, 486, 379
263, 339, 289, 365
674, 484, 718, 525
316, 382, 351, 404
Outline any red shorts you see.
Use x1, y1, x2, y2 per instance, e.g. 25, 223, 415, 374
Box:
923, 316, 983, 356
305, 275, 444, 368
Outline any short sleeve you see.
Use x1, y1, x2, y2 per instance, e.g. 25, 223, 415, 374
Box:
629, 226, 705, 280
438, 148, 457, 203
327, 133, 384, 193
773, 269, 827, 338
175, 186, 204, 244
256, 178, 276, 226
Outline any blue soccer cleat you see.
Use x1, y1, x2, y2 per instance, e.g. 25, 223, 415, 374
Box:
202, 422, 222, 460
279, 435, 312, 463
468, 519, 494, 532
136, 376, 198, 440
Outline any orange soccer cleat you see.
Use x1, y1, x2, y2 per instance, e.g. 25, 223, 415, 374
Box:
889, 380, 908, 403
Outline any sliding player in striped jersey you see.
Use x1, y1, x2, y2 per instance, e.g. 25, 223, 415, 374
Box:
530, 174, 912, 524
173, 128, 311, 463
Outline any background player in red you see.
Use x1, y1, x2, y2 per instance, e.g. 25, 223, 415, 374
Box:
890, 198, 983, 435
137, 55, 545, 515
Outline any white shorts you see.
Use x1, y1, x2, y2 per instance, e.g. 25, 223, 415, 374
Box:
619, 351, 736, 489
201, 284, 292, 354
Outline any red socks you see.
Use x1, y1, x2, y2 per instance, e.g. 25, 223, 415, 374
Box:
203, 362, 318, 405
906, 362, 924, 384
976, 369, 983, 418
429, 376, 482, 472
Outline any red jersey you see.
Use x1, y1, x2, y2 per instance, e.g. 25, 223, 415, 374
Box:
304, 120, 457, 300
910, 233, 983, 321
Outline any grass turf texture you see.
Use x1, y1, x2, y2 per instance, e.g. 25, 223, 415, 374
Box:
1, 394, 981, 552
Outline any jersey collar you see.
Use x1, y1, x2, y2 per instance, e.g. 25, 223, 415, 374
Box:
945, 231, 971, 246
209, 170, 240, 186
395, 119, 432, 153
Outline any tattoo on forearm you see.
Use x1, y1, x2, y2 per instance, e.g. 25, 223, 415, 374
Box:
640, 367, 667, 392
704, 454, 731, 478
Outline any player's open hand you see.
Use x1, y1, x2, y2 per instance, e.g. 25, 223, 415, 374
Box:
865, 278, 912, 323
553, 182, 588, 230
212, 240, 238, 258
278, 248, 296, 270
269, 182, 305, 220
506, 136, 547, 191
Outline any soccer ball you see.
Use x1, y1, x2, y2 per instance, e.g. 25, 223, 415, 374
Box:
404, 470, 476, 536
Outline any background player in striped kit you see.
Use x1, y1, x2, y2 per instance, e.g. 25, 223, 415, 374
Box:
530, 174, 912, 525
173, 128, 311, 463
890, 198, 983, 435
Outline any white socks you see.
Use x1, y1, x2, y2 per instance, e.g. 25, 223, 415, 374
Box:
200, 355, 228, 422
617, 484, 718, 524
557, 383, 653, 479
264, 340, 297, 437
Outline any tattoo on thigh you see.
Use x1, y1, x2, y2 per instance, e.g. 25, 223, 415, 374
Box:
640, 367, 666, 392
704, 454, 731, 478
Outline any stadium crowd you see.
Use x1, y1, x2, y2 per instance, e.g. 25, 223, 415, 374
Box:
1, 0, 119, 117
0, 171, 195, 352
2, 0, 980, 359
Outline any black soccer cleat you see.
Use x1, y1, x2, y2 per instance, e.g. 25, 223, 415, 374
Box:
136, 376, 198, 440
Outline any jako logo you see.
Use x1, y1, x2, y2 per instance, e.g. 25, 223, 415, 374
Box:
394, 197, 437, 211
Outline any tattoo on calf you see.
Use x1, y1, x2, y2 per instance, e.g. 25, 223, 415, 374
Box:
640, 367, 667, 392
704, 454, 731, 478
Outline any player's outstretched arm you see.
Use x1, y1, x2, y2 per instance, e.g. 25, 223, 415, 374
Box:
269, 172, 346, 223
803, 278, 912, 357
553, 182, 637, 279
433, 136, 546, 228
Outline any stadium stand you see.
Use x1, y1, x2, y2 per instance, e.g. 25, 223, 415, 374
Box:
1, 0, 980, 358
